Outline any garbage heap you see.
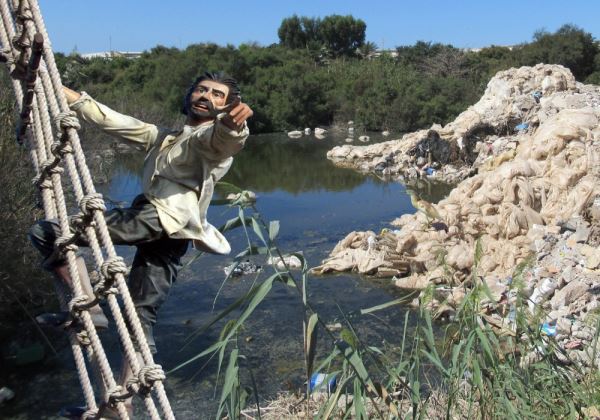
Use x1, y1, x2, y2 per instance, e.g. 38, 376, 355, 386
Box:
315, 64, 600, 364
327, 64, 595, 184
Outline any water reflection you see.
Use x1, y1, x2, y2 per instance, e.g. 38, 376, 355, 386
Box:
1, 131, 453, 418
225, 133, 367, 193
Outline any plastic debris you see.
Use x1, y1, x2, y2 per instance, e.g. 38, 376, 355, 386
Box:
515, 122, 529, 131
541, 321, 557, 337
309, 372, 337, 393
224, 260, 262, 277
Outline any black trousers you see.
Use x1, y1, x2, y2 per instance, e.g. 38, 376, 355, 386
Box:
29, 194, 189, 353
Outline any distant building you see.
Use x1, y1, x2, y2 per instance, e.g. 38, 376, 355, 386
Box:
461, 45, 515, 53
80, 51, 142, 60
366, 49, 398, 59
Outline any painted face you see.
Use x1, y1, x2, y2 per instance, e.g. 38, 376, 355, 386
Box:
186, 80, 230, 120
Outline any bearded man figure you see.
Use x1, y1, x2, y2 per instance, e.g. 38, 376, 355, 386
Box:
29, 72, 253, 416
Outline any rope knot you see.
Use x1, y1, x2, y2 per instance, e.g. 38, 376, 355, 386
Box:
128, 364, 165, 395
54, 233, 78, 253
51, 140, 73, 157
55, 110, 81, 131
33, 176, 53, 190
76, 329, 91, 346
101, 257, 128, 278
15, 8, 33, 24
12, 31, 31, 51
79, 193, 106, 216
68, 295, 94, 316
106, 385, 131, 404
70, 213, 94, 232
37, 158, 63, 181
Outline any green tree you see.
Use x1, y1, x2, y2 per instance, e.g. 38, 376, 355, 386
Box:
277, 15, 307, 49
357, 41, 378, 58
318, 15, 366, 57
516, 24, 598, 80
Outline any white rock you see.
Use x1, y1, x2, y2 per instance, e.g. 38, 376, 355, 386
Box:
314, 127, 327, 136
358, 135, 370, 142
287, 130, 302, 138
382, 130, 390, 136
267, 255, 302, 270
586, 250, 600, 270
556, 317, 572, 335
304, 128, 312, 135
550, 280, 589, 310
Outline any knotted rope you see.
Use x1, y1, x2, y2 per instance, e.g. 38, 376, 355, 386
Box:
0, 1, 176, 418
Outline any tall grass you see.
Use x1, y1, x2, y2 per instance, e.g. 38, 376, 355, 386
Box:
171, 183, 600, 419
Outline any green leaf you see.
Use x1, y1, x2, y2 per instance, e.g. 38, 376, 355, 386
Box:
218, 216, 254, 233
475, 328, 495, 365
268, 220, 280, 241
304, 313, 319, 379
360, 297, 407, 315
472, 358, 484, 397
251, 217, 267, 245
321, 375, 352, 419
353, 378, 367, 420
421, 349, 449, 378
209, 198, 232, 206
215, 181, 243, 195
216, 348, 239, 420
170, 274, 277, 373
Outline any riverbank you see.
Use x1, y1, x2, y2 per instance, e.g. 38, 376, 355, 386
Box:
317, 64, 600, 367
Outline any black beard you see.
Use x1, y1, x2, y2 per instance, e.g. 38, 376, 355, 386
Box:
186, 99, 213, 120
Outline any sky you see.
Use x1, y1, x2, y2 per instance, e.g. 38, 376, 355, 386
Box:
38, 0, 600, 54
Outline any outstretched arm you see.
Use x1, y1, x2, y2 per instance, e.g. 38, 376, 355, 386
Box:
63, 86, 81, 104
62, 86, 158, 149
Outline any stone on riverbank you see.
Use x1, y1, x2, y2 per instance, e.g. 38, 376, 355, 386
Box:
317, 64, 600, 361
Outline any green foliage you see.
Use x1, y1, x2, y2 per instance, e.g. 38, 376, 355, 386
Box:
516, 24, 599, 80
175, 207, 600, 417
53, 24, 597, 135
319, 15, 366, 58
277, 14, 366, 58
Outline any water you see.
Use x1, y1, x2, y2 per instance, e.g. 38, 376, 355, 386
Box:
1, 131, 450, 418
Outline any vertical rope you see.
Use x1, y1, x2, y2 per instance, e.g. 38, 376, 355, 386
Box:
1, 1, 177, 417
2, 1, 127, 418
25, 1, 175, 418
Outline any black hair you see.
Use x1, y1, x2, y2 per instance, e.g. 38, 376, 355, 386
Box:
181, 71, 241, 115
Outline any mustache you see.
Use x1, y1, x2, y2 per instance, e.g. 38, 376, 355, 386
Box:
192, 98, 212, 107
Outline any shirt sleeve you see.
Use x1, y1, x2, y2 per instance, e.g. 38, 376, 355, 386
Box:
193, 115, 249, 161
69, 92, 159, 150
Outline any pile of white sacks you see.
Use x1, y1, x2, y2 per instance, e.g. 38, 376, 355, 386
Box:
315, 64, 600, 361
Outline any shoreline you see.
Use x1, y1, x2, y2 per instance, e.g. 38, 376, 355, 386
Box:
316, 64, 600, 364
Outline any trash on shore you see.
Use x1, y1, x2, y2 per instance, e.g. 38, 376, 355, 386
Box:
316, 64, 600, 367
224, 260, 262, 277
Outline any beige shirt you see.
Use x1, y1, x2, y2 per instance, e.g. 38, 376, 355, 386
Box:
70, 92, 249, 254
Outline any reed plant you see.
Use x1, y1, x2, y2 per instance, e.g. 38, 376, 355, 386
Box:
172, 183, 600, 419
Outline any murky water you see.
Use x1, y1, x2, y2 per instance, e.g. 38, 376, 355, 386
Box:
1, 131, 451, 419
